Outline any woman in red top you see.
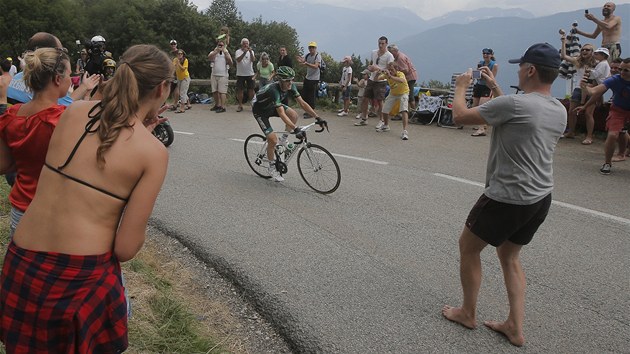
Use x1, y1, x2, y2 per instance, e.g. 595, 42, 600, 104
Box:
0, 47, 72, 236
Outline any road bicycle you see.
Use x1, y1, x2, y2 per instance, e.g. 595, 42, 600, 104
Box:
244, 120, 341, 194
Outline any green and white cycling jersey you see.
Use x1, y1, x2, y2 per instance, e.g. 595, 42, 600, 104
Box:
252, 82, 301, 117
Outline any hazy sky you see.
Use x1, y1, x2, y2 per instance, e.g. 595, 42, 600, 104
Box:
192, 0, 630, 19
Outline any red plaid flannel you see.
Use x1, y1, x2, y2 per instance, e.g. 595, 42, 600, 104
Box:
1, 241, 128, 353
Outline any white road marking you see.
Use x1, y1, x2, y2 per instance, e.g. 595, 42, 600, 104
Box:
434, 173, 630, 226
174, 130, 194, 135
231, 139, 389, 165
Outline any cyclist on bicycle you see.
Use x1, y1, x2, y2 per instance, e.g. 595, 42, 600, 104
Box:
252, 66, 323, 182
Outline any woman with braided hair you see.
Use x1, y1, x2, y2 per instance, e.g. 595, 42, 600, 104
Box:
0, 44, 172, 352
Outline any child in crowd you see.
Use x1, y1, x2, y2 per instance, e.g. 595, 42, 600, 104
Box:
354, 69, 369, 119
378, 62, 410, 140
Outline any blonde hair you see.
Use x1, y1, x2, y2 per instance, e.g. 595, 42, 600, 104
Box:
93, 44, 173, 167
23, 48, 69, 92
577, 44, 597, 69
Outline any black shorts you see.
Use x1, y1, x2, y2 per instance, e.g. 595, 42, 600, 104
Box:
472, 84, 491, 98
236, 76, 255, 91
253, 105, 290, 135
465, 194, 552, 247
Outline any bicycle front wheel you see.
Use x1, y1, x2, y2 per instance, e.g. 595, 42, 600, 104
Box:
297, 144, 341, 194
244, 134, 271, 178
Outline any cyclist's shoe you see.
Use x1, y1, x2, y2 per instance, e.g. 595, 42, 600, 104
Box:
401, 130, 409, 140
375, 120, 384, 130
354, 119, 368, 126
600, 163, 612, 175
268, 164, 285, 182
376, 124, 390, 132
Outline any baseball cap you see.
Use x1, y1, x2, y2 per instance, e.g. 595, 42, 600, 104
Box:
508, 43, 561, 68
170, 39, 177, 45
308, 41, 317, 47
482, 48, 493, 54
594, 47, 610, 57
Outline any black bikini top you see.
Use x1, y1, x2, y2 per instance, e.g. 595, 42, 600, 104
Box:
44, 104, 129, 202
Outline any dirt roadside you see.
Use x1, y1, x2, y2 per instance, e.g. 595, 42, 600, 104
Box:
137, 225, 292, 354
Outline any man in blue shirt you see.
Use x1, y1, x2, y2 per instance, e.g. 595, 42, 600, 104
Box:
578, 57, 630, 174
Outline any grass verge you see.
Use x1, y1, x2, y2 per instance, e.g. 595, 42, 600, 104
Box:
0, 179, 235, 354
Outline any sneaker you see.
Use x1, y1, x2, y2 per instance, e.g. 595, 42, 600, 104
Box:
368, 112, 377, 117
355, 114, 362, 119
354, 119, 368, 126
337, 108, 344, 113
215, 107, 226, 113
375, 120, 384, 130
401, 130, 409, 140
337, 111, 348, 117
376, 124, 390, 132
268, 164, 284, 182
210, 106, 219, 111
600, 163, 612, 175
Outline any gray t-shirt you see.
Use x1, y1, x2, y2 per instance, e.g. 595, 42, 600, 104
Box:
478, 93, 567, 205
305, 52, 320, 81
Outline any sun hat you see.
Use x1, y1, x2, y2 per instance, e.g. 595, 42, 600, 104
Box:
508, 43, 561, 68
308, 41, 317, 47
594, 47, 610, 57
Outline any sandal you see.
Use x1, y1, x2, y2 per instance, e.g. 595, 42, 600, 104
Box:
581, 139, 593, 145
612, 155, 626, 162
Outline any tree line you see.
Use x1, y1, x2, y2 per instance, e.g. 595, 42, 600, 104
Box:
0, 0, 371, 83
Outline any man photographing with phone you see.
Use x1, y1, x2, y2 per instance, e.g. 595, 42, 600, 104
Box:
575, 2, 622, 62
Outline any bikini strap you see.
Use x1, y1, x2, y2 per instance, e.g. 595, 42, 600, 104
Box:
56, 103, 101, 170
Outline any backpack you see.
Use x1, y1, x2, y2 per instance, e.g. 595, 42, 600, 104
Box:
306, 53, 326, 77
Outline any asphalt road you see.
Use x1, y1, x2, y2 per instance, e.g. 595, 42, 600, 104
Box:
150, 105, 629, 353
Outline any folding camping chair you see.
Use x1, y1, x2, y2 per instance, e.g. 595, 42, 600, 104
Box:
436, 73, 473, 129
410, 93, 443, 125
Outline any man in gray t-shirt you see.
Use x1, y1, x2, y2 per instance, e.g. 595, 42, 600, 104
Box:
441, 43, 566, 347
296, 41, 321, 117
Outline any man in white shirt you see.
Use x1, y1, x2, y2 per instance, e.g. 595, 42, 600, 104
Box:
208, 40, 233, 113
235, 38, 256, 112
354, 36, 394, 127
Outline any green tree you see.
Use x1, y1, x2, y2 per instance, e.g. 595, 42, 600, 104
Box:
205, 0, 241, 28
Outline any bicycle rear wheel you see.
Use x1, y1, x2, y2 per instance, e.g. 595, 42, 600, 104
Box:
297, 144, 341, 194
244, 134, 271, 178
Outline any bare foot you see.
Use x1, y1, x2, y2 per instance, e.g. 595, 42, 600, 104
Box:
612, 155, 626, 162
442, 305, 476, 329
484, 320, 525, 347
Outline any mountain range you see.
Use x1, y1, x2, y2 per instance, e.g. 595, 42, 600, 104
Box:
237, 2, 630, 97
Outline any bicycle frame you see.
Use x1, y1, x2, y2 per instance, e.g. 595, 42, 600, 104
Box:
244, 119, 341, 193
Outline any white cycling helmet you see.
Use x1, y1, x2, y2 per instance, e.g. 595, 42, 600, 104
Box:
91, 35, 106, 43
